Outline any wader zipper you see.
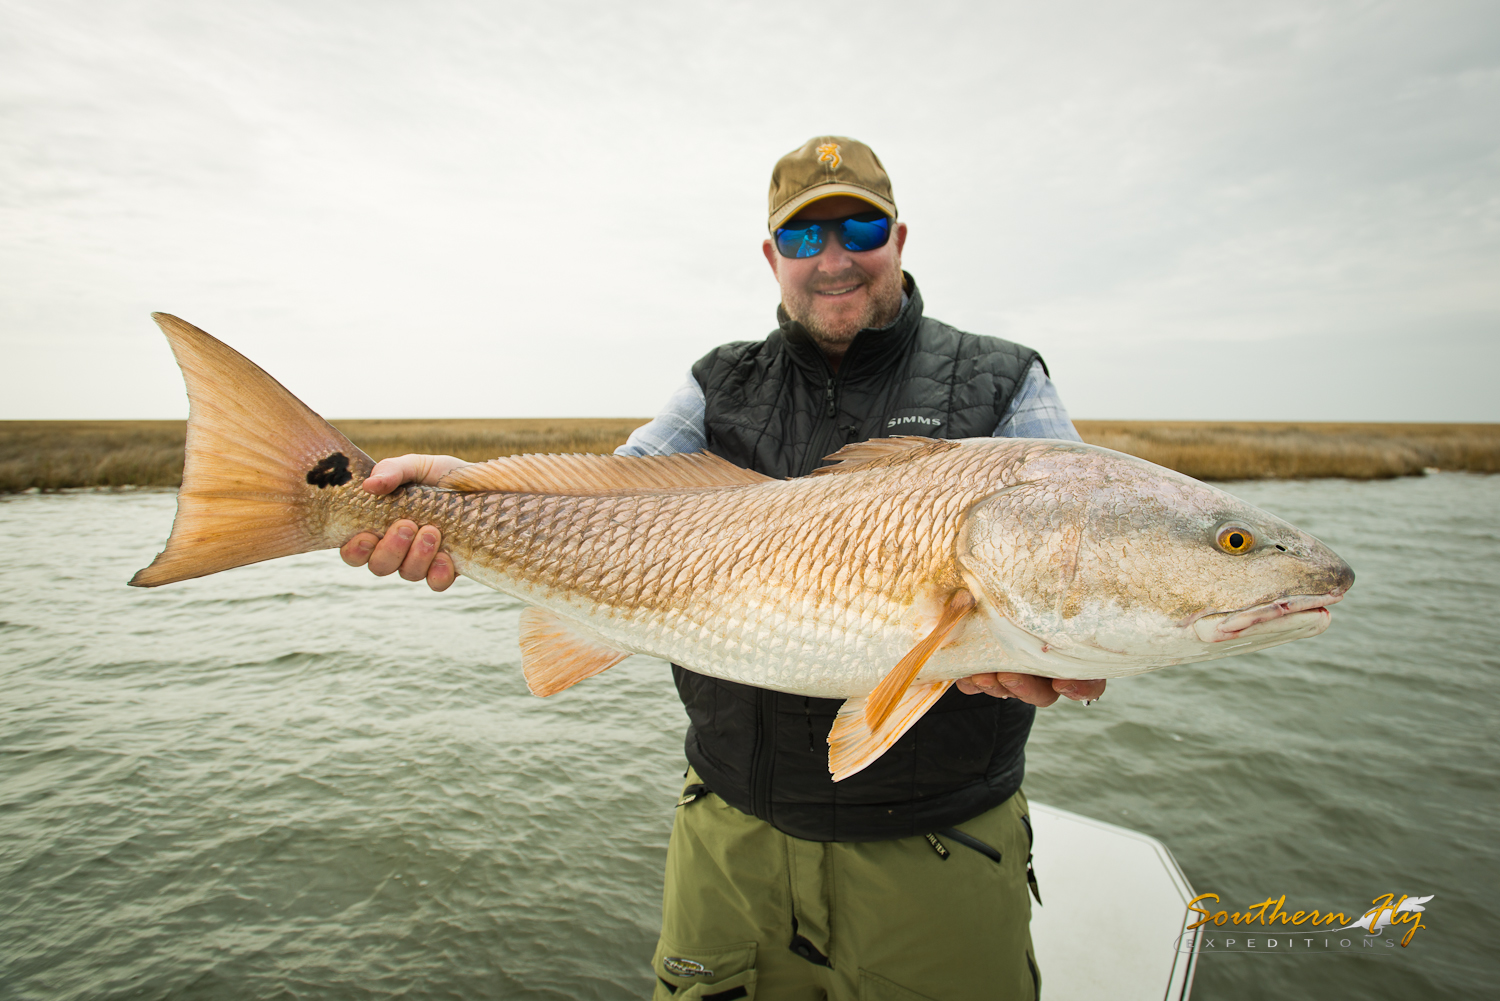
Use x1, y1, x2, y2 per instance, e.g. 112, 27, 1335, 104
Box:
1022, 813, 1042, 904
677, 783, 711, 807
925, 827, 1002, 863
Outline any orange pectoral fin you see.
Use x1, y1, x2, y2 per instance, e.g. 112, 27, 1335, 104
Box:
830, 680, 954, 781
864, 589, 976, 731
518, 606, 629, 696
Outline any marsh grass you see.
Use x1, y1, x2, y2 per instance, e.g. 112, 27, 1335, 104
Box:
2, 418, 1496, 492
1072, 421, 1500, 480
0, 418, 649, 493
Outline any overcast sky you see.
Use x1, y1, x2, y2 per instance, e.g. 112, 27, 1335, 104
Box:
2, 0, 1496, 421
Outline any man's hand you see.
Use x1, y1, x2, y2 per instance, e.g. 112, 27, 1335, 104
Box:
338, 453, 468, 591
956, 673, 1106, 707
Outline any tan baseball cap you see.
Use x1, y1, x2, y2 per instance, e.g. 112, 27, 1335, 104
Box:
767, 136, 898, 232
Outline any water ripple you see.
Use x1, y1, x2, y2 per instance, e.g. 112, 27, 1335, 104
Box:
2, 478, 1497, 998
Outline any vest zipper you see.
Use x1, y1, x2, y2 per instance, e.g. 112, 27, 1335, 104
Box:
802, 372, 846, 475
750, 687, 777, 822
757, 371, 840, 800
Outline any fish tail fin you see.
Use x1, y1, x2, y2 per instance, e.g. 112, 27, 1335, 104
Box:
129, 312, 374, 587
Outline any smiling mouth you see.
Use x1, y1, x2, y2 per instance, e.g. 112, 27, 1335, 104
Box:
1191, 592, 1346, 643
814, 284, 862, 297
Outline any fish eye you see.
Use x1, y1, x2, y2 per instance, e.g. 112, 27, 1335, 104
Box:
1216, 524, 1256, 554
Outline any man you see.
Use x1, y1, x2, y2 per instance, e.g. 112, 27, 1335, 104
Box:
342, 137, 1104, 999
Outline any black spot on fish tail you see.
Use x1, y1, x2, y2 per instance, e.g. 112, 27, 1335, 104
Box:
306, 452, 352, 488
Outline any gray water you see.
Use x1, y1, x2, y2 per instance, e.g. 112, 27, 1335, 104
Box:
1, 475, 1497, 1000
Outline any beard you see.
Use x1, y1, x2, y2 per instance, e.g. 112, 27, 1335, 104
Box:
782, 260, 906, 353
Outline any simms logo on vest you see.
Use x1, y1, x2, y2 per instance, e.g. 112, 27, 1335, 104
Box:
888, 415, 942, 429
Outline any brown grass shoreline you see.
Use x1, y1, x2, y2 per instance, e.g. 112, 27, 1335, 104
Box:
2, 418, 1496, 493
1073, 420, 1500, 481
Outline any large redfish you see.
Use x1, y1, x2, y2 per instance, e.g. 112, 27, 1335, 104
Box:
132, 314, 1354, 779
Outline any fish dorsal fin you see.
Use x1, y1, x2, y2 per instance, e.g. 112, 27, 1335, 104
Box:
809, 436, 959, 476
518, 606, 630, 696
828, 681, 953, 781
864, 589, 977, 730
438, 451, 773, 495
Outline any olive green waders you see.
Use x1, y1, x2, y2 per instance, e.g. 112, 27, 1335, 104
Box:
650, 770, 1040, 1000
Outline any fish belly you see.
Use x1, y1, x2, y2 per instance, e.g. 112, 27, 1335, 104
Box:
455, 558, 1011, 699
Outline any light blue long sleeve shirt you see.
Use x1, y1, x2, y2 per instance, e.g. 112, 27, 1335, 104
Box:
617, 359, 1082, 458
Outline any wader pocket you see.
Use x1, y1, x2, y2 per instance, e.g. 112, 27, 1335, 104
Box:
652, 940, 757, 1000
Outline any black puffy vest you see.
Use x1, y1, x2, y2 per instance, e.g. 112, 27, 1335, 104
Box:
678, 274, 1045, 842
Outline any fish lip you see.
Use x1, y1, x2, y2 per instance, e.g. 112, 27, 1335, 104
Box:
1190, 592, 1346, 643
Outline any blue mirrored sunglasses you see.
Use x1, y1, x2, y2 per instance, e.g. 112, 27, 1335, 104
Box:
774, 211, 891, 259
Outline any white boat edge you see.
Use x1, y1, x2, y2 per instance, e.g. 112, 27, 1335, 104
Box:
1027, 801, 1199, 1000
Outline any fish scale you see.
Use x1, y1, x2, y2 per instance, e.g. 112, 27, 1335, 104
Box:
389, 467, 999, 698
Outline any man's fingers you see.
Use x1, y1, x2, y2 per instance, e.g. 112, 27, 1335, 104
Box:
348, 455, 467, 584
959, 673, 1008, 697
399, 526, 443, 581
347, 521, 454, 586
958, 673, 1107, 708
361, 457, 415, 496
340, 532, 379, 567
1053, 678, 1107, 702
367, 520, 418, 576
345, 519, 453, 586
427, 553, 457, 592
361, 453, 469, 495
994, 673, 1060, 707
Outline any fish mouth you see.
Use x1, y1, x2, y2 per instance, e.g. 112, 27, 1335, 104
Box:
1191, 592, 1346, 644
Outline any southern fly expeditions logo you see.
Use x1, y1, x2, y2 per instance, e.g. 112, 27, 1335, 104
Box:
1178, 892, 1436, 955
817, 143, 841, 169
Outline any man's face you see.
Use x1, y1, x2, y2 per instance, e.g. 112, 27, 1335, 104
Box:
763, 195, 909, 362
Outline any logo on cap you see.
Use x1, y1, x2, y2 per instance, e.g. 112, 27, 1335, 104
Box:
817, 143, 841, 170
